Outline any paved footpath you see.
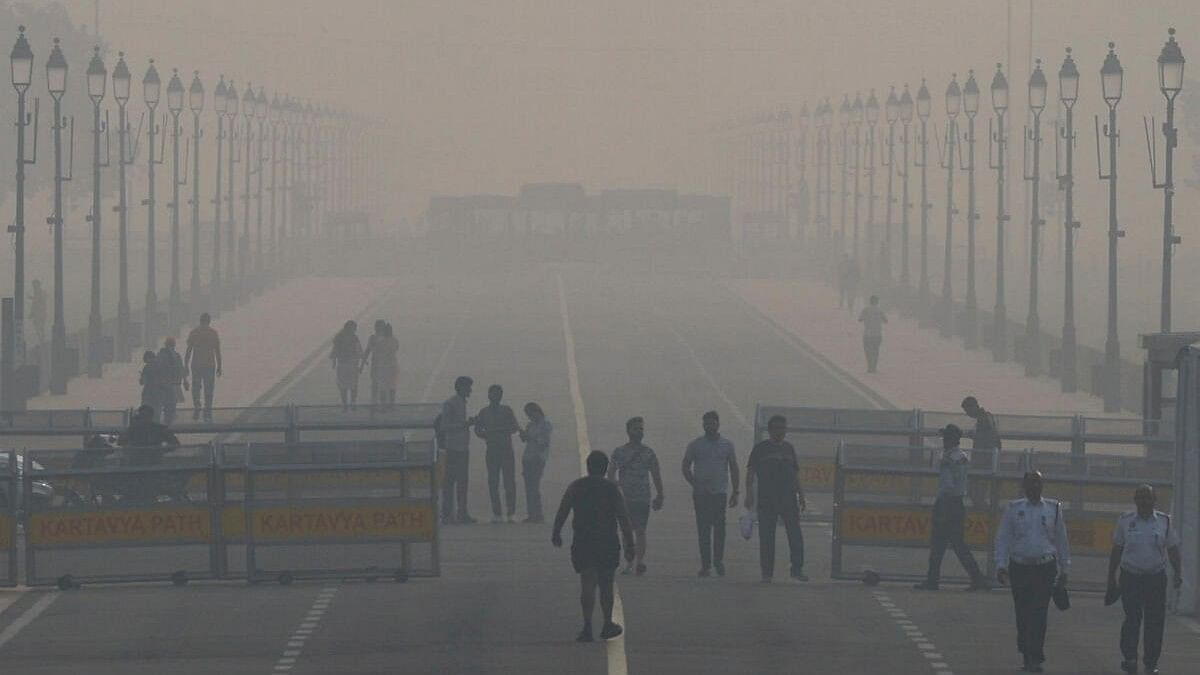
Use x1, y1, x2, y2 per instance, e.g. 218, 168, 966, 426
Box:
730, 279, 1113, 416
27, 276, 396, 412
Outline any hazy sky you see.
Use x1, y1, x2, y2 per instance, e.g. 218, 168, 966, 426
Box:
45, 0, 1199, 215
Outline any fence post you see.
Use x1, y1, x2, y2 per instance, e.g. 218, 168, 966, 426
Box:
208, 442, 225, 579
285, 404, 299, 444
831, 441, 845, 580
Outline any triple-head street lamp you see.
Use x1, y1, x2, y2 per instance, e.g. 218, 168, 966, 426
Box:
961, 70, 981, 350
898, 85, 913, 288
1098, 43, 1124, 412
47, 38, 72, 395
989, 63, 1010, 362
882, 87, 899, 284
1056, 48, 1081, 392
86, 47, 107, 378
9, 26, 36, 372
167, 68, 185, 331
915, 79, 932, 325
938, 74, 961, 339
142, 59, 162, 350
1023, 59, 1048, 377
112, 51, 133, 362
188, 72, 204, 311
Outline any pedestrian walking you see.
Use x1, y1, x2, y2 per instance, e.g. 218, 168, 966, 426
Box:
519, 402, 552, 523
744, 414, 808, 583
1108, 485, 1183, 675
438, 376, 476, 524
330, 320, 363, 412
552, 450, 636, 643
156, 337, 186, 425
994, 471, 1071, 673
475, 384, 521, 523
378, 323, 399, 406
962, 396, 1001, 452
29, 279, 46, 345
361, 319, 387, 405
139, 350, 164, 418
681, 411, 739, 577
185, 313, 222, 422
608, 417, 664, 576
914, 424, 990, 591
858, 295, 887, 373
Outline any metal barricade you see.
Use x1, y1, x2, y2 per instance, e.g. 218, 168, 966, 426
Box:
0, 452, 17, 586
23, 444, 217, 588
238, 439, 439, 584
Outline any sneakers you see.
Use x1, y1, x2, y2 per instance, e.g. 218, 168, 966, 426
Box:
714, 562, 726, 577
635, 563, 647, 577
790, 572, 809, 583
760, 576, 773, 584
491, 515, 503, 524
697, 568, 711, 578
1120, 661, 1137, 674
457, 515, 477, 525
599, 622, 623, 640
913, 582, 939, 591
965, 581, 992, 592
576, 627, 594, 643
621, 565, 634, 576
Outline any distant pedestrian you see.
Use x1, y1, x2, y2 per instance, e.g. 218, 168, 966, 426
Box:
475, 384, 521, 523
156, 337, 186, 425
745, 414, 808, 583
361, 320, 388, 405
858, 295, 887, 373
28, 279, 46, 345
185, 313, 222, 422
608, 417, 664, 576
438, 376, 476, 524
914, 424, 990, 591
962, 396, 1001, 452
552, 450, 636, 643
139, 350, 164, 417
682, 411, 739, 577
995, 471, 1071, 673
1108, 485, 1182, 675
330, 320, 363, 412
519, 402, 552, 523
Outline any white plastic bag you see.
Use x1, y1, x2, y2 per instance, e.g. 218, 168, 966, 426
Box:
738, 509, 757, 541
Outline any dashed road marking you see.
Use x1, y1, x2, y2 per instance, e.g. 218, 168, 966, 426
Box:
270, 586, 338, 675
872, 591, 954, 675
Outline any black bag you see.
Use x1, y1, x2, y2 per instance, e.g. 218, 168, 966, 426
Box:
1053, 580, 1070, 611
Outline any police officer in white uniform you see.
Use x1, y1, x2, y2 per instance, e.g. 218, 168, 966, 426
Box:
994, 471, 1070, 673
1108, 484, 1183, 675
914, 424, 989, 590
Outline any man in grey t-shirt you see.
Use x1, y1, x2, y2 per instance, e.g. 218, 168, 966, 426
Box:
682, 411, 740, 577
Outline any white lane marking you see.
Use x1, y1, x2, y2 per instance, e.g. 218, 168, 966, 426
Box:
0, 593, 58, 652
270, 586, 338, 675
665, 324, 753, 432
557, 273, 629, 675
873, 592, 954, 675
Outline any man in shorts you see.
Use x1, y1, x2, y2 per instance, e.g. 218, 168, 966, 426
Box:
552, 451, 636, 643
608, 417, 664, 576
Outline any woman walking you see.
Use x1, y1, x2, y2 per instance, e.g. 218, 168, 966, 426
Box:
330, 320, 363, 412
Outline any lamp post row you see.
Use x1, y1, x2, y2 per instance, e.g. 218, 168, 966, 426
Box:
5, 28, 368, 400
717, 28, 1184, 411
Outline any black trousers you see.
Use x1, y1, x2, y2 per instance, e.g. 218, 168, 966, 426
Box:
522, 458, 545, 519
692, 493, 727, 569
924, 496, 984, 585
441, 451, 470, 520
1120, 569, 1168, 667
758, 498, 804, 578
1009, 560, 1057, 664
191, 366, 216, 413
863, 335, 882, 372
486, 446, 517, 517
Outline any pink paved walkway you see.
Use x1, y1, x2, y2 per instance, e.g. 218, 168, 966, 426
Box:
29, 277, 395, 411
729, 279, 1112, 416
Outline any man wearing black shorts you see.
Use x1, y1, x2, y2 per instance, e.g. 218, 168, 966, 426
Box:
553, 451, 636, 643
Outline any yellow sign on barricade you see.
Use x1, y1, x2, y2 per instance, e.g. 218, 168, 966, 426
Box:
30, 508, 212, 546
839, 505, 995, 547
248, 504, 435, 542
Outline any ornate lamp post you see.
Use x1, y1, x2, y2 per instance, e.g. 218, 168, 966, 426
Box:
255, 86, 267, 282
166, 68, 185, 332
989, 64, 1010, 362
899, 86, 913, 290
86, 47, 107, 378
112, 52, 132, 361
882, 87, 899, 285
851, 92, 864, 262
210, 76, 227, 310
839, 95, 850, 254
822, 98, 833, 247
1056, 48, 1080, 391
9, 27, 36, 367
269, 93, 281, 275
797, 104, 809, 243
1023, 60, 1048, 377
962, 70, 981, 349
46, 38, 71, 394
915, 80, 932, 325
142, 60, 162, 350
188, 72, 203, 311
938, 74, 961, 339
224, 81, 238, 303
865, 90, 879, 277
1099, 43, 1124, 411
240, 82, 254, 288
1152, 28, 1184, 332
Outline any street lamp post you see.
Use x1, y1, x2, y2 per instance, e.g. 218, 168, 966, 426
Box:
46, 38, 72, 395
166, 69, 185, 333
938, 75, 961, 339
86, 47, 107, 378
255, 86, 267, 284
851, 93, 864, 263
188, 72, 203, 313
211, 76, 227, 310
899, 86, 914, 289
797, 105, 809, 243
142, 60, 162, 351
915, 80, 932, 325
1024, 60, 1048, 377
112, 52, 132, 362
865, 91, 879, 280
269, 94, 280, 276
989, 64, 1010, 362
822, 99, 833, 249
225, 81, 238, 304
10, 27, 36, 368
1151, 28, 1185, 332
962, 70, 981, 350
241, 83, 254, 291
1099, 43, 1124, 412
839, 95, 850, 255
883, 87, 898, 285
1056, 48, 1080, 392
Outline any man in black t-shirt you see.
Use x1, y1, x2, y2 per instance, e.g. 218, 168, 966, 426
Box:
553, 451, 636, 643
745, 414, 808, 583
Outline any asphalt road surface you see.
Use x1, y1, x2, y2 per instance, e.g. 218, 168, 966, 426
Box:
2, 266, 1198, 674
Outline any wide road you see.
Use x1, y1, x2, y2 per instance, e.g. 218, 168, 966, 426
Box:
1, 265, 1198, 674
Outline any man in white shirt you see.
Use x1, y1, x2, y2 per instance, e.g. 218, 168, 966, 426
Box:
994, 471, 1070, 673
1107, 485, 1182, 675
914, 425, 988, 591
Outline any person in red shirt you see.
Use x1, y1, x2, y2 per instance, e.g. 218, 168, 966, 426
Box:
184, 313, 222, 422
